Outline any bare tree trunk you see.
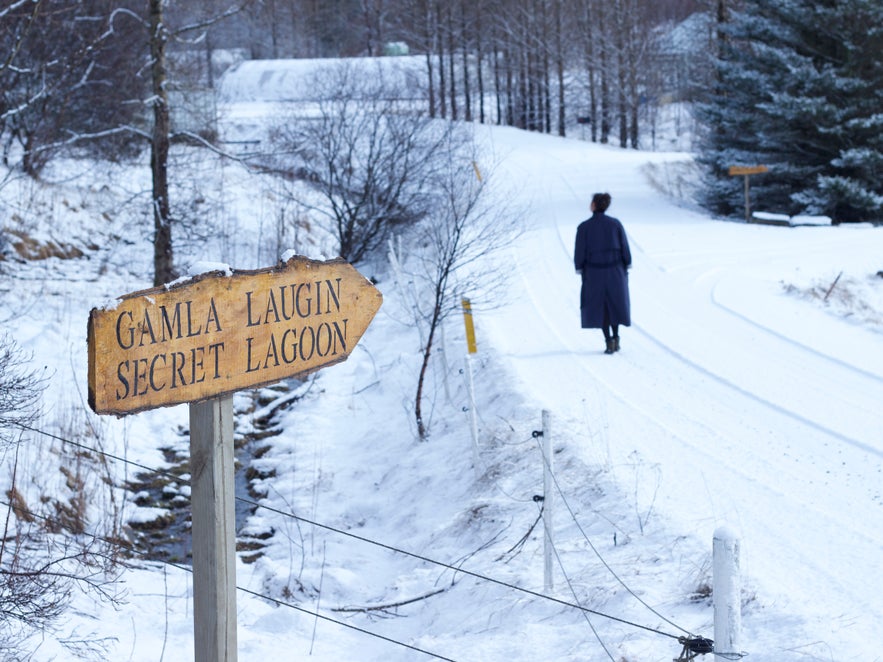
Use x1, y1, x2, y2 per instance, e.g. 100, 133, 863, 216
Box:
447, 3, 457, 121
150, 0, 175, 287
555, 0, 566, 137
540, 0, 551, 134
425, 52, 436, 117
629, 21, 639, 149
361, 0, 384, 56
205, 29, 215, 90
598, 1, 610, 143
521, 46, 530, 129
583, 0, 599, 142
437, 1, 447, 118
475, 0, 486, 123
625, 0, 642, 148
616, 2, 628, 148
422, 0, 436, 117
415, 296, 441, 440
268, 0, 279, 57
505, 45, 515, 125
461, 0, 472, 122
493, 27, 504, 125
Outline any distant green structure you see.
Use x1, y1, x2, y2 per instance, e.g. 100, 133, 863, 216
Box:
383, 41, 409, 56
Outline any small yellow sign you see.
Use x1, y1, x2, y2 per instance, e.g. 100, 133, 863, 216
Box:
462, 298, 477, 354
728, 165, 769, 176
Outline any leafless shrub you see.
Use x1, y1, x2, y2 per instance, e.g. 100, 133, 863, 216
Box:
0, 334, 43, 449
782, 273, 883, 329
272, 61, 464, 265
397, 134, 522, 439
0, 336, 125, 653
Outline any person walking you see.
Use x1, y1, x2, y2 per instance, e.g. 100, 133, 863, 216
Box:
574, 192, 632, 354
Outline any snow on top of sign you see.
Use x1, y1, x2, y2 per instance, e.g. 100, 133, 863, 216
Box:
280, 249, 331, 263
157, 262, 232, 290
188, 261, 233, 277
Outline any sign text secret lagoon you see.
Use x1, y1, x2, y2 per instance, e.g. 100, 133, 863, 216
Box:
88, 257, 382, 415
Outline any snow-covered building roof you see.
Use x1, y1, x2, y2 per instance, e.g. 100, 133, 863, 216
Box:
218, 56, 428, 104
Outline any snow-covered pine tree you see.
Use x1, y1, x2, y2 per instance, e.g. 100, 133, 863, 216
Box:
696, 0, 883, 222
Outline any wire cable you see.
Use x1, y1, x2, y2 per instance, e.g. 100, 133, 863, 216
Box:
535, 499, 616, 661
0, 497, 457, 661
532, 432, 693, 637
15, 422, 686, 642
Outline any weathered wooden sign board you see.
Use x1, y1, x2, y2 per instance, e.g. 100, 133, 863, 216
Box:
728, 164, 768, 176
728, 165, 769, 223
88, 256, 383, 415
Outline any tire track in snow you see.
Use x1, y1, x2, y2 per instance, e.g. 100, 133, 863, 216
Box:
550, 208, 882, 457
531, 181, 879, 472
495, 214, 883, 639
486, 144, 883, 656
710, 279, 883, 386
491, 225, 883, 632
630, 323, 882, 459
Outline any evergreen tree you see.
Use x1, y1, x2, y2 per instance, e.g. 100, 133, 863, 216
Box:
697, 0, 883, 222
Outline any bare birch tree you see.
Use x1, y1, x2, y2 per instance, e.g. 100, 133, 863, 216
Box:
405, 140, 520, 440
274, 62, 459, 264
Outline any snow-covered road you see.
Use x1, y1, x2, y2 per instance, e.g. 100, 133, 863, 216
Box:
480, 126, 883, 659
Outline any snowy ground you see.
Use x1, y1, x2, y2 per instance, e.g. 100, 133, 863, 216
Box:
2, 77, 882, 661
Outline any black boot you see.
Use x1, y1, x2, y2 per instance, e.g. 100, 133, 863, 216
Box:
604, 338, 616, 354
613, 336, 620, 352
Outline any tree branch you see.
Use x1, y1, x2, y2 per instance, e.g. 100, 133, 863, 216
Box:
333, 587, 447, 615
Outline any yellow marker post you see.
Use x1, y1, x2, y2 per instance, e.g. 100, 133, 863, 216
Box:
471, 161, 483, 182
462, 297, 478, 354
461, 297, 480, 474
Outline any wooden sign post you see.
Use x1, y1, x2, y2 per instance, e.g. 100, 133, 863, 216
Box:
728, 165, 768, 223
189, 394, 237, 661
88, 256, 382, 662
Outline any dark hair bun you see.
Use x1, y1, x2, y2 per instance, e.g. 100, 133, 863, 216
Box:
592, 192, 612, 213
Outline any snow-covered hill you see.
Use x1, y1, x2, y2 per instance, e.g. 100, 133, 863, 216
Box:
1, 65, 882, 661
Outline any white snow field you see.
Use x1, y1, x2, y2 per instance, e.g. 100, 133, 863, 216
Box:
2, 59, 881, 661
478, 126, 883, 661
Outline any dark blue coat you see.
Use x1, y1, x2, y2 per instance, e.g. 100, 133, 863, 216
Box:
574, 212, 632, 328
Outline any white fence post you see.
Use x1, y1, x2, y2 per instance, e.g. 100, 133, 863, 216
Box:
713, 525, 741, 658
464, 353, 480, 475
461, 299, 481, 476
541, 409, 553, 592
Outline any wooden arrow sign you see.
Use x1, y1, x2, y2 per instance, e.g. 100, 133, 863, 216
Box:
88, 256, 382, 415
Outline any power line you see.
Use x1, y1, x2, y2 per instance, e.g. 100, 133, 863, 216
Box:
0, 497, 457, 662
235, 492, 683, 640
16, 421, 687, 642
535, 499, 616, 661
532, 433, 693, 637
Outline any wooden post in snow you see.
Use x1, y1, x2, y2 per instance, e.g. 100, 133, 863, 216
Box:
728, 165, 768, 223
713, 525, 742, 658
190, 395, 237, 662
